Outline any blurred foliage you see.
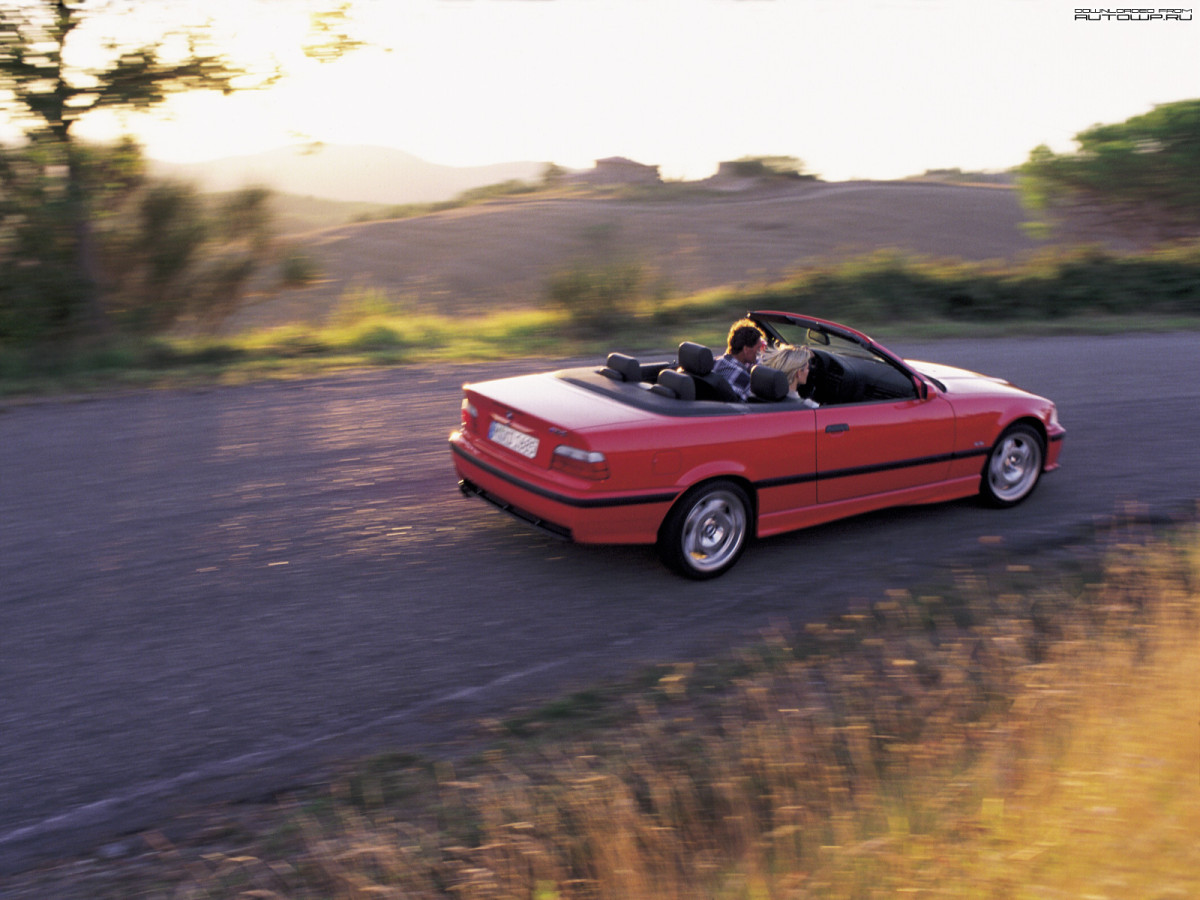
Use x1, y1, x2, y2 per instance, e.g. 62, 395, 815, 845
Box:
327, 286, 410, 328
691, 244, 1200, 324
725, 154, 817, 180
0, 0, 361, 343
302, 2, 368, 63
279, 246, 324, 286
1018, 98, 1200, 244
1, 141, 277, 341
0, 2, 253, 140
906, 167, 1014, 185
454, 178, 541, 205
544, 262, 647, 335
352, 176, 548, 224
545, 260, 676, 336
543, 221, 676, 335
0, 138, 147, 342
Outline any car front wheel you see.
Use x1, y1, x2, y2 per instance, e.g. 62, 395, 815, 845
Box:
981, 423, 1044, 508
658, 480, 751, 579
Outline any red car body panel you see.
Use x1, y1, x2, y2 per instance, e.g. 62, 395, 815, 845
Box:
449, 313, 1064, 555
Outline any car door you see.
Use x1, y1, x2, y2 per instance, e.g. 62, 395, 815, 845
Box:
815, 396, 955, 504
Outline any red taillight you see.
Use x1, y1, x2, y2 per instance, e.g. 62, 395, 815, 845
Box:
461, 398, 478, 431
551, 445, 609, 480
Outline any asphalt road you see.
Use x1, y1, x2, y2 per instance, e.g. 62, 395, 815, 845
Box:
2, 332, 1198, 873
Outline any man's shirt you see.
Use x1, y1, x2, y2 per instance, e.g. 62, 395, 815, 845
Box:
713, 353, 753, 401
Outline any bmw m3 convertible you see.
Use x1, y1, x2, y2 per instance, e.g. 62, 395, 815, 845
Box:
449, 312, 1064, 578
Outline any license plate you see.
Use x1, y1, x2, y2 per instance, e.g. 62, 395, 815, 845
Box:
488, 420, 540, 459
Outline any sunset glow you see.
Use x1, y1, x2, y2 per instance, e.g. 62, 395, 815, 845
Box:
12, 0, 1200, 181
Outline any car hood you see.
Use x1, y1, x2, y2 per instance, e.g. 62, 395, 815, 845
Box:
906, 359, 1036, 399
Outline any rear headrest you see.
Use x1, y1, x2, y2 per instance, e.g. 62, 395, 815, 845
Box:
600, 352, 641, 382
652, 368, 697, 401
677, 342, 714, 376
750, 364, 789, 401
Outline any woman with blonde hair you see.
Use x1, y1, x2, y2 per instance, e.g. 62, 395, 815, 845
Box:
760, 344, 819, 407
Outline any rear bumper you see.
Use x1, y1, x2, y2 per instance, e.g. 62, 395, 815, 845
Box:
458, 477, 573, 541
449, 430, 674, 544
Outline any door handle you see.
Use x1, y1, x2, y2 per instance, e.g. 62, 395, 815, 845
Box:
825, 423, 850, 434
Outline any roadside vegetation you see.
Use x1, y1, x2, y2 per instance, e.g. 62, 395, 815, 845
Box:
3, 239, 1199, 395
546, 240, 1200, 336
1018, 99, 1200, 245
10, 516, 1196, 898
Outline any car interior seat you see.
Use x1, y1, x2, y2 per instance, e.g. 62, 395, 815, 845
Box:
599, 352, 641, 382
678, 342, 739, 402
750, 364, 789, 402
651, 368, 697, 401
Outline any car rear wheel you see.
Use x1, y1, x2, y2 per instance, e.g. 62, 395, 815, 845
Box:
981, 423, 1044, 508
658, 480, 751, 579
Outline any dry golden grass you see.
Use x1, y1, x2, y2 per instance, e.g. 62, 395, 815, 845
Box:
156, 523, 1195, 900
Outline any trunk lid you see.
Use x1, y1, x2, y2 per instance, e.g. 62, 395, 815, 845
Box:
462, 372, 655, 469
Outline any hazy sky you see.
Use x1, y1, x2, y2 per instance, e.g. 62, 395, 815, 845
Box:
31, 0, 1200, 180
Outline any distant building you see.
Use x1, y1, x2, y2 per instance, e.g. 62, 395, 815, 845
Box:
561, 156, 662, 186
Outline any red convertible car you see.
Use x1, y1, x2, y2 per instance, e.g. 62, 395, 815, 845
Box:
449, 312, 1064, 578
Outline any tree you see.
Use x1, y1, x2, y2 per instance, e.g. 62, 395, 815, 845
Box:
0, 136, 144, 342
0, 1, 261, 333
1018, 99, 1200, 245
0, 0, 363, 340
728, 156, 815, 180
95, 175, 276, 335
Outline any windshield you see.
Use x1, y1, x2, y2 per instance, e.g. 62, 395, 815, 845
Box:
757, 316, 920, 404
766, 321, 878, 361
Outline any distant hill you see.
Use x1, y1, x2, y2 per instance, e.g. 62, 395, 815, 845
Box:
226, 179, 1049, 333
253, 193, 394, 235
149, 145, 547, 205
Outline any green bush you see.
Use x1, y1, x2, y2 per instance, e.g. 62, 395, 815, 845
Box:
724, 243, 1200, 324
279, 248, 322, 286
328, 287, 407, 327
545, 261, 649, 335
346, 323, 406, 351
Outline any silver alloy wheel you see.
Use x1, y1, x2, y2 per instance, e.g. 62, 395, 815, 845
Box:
679, 488, 748, 574
986, 428, 1043, 504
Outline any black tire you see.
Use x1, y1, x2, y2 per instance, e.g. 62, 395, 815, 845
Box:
657, 480, 752, 579
980, 423, 1045, 508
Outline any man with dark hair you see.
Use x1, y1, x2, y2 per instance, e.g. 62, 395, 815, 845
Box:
712, 318, 766, 401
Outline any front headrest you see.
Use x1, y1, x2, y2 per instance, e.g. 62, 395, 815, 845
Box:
677, 341, 714, 376
750, 364, 789, 401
